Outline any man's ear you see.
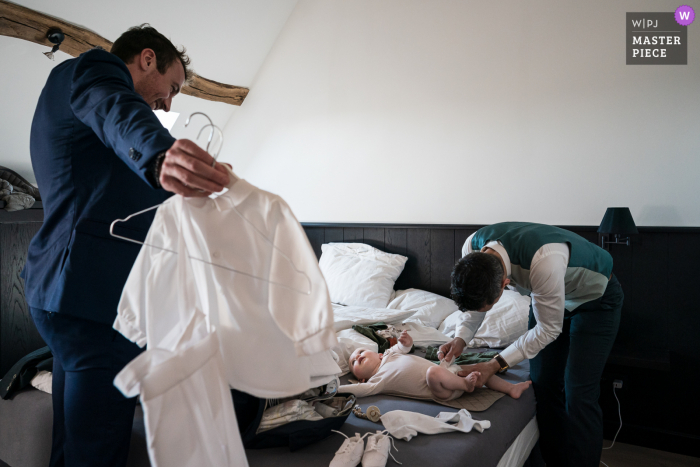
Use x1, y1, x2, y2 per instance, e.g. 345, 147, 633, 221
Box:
139, 48, 157, 71
503, 277, 510, 288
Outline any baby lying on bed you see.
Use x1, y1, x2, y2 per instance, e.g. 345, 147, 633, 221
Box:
339, 331, 530, 402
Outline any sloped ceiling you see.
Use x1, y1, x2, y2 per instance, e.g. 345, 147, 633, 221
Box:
0, 0, 299, 182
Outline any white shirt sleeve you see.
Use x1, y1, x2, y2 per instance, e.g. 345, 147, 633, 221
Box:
113, 206, 171, 347
500, 245, 568, 366
454, 232, 487, 345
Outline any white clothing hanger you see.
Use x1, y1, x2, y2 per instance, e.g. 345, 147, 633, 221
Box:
109, 112, 311, 295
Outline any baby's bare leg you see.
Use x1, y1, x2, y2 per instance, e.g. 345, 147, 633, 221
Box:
426, 366, 480, 400
485, 375, 532, 399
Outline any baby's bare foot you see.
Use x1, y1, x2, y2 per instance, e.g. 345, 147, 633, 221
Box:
508, 381, 532, 399
463, 372, 480, 393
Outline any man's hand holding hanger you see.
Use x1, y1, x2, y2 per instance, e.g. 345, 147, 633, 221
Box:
157, 139, 232, 197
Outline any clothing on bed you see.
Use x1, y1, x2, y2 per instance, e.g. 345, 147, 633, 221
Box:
351, 323, 416, 354
351, 323, 392, 352
114, 178, 339, 398
423, 347, 497, 365
380, 409, 490, 441
338, 343, 462, 401
0, 346, 52, 399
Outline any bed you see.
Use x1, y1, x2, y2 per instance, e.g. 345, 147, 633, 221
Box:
1, 230, 543, 467
0, 352, 538, 467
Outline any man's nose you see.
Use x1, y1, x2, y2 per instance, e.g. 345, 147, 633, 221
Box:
162, 97, 172, 112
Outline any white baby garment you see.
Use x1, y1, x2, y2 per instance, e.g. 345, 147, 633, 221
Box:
380, 409, 491, 441
114, 318, 247, 467
115, 169, 339, 398
338, 343, 464, 401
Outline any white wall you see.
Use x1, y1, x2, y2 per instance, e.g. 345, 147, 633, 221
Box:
220, 0, 700, 226
0, 0, 298, 183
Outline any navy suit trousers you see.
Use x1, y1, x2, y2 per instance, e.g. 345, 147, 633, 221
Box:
528, 274, 623, 467
30, 308, 144, 467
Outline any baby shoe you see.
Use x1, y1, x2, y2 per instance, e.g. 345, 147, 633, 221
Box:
330, 431, 368, 467
361, 430, 401, 467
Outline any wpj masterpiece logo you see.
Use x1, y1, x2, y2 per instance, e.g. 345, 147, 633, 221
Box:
626, 6, 694, 65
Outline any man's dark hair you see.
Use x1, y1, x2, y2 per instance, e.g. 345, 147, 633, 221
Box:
111, 24, 193, 84
451, 252, 504, 311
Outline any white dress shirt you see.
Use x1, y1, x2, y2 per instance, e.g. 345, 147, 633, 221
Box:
115, 168, 339, 398
456, 233, 569, 367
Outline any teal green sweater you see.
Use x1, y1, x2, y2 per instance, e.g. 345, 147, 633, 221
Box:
472, 222, 612, 311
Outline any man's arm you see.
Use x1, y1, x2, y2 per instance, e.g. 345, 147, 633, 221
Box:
499, 252, 567, 366
460, 250, 568, 385
70, 50, 228, 196
70, 50, 175, 185
440, 233, 485, 361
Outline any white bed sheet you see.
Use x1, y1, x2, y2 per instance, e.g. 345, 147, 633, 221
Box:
496, 416, 539, 467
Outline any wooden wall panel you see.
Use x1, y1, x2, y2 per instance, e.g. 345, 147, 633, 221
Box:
399, 229, 430, 292
305, 227, 324, 260
454, 229, 476, 263
627, 232, 668, 349
363, 228, 384, 251
430, 229, 454, 297
0, 222, 44, 375
384, 228, 406, 257
343, 228, 363, 242
324, 228, 343, 243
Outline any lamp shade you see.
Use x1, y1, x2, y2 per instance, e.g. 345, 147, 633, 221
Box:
598, 207, 638, 235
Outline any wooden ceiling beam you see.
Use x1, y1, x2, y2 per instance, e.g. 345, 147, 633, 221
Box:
0, 0, 249, 105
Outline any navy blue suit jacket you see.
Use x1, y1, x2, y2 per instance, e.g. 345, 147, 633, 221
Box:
23, 48, 175, 325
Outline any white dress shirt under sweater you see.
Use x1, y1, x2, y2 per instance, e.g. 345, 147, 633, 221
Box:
456, 233, 569, 367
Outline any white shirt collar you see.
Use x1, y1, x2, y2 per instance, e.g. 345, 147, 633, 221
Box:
484, 241, 512, 277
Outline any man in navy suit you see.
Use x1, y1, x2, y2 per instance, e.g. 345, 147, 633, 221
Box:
23, 25, 230, 466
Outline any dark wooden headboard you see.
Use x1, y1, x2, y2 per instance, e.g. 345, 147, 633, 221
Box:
301, 223, 600, 298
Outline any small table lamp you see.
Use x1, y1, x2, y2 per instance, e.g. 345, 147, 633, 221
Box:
598, 207, 638, 250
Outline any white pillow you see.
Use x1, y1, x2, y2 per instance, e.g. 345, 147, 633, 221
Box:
438, 289, 531, 348
388, 289, 460, 329
332, 329, 379, 376
319, 243, 408, 308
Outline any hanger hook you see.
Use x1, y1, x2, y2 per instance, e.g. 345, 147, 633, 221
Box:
196, 124, 225, 159
184, 112, 215, 148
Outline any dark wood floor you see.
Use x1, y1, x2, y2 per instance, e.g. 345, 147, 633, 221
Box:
600, 442, 700, 467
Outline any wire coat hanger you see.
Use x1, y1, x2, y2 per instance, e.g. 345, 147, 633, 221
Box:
109, 112, 312, 295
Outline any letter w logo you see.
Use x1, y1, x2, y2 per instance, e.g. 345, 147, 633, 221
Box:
679, 11, 690, 20
632, 19, 642, 27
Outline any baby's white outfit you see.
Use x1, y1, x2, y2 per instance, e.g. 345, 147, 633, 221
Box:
338, 343, 464, 401
380, 409, 491, 441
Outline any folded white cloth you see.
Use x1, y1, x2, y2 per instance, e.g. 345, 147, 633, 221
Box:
380, 409, 491, 441
30, 370, 52, 394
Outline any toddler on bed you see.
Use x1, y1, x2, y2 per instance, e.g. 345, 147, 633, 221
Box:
339, 331, 531, 402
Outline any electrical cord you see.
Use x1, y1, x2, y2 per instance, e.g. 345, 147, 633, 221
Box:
603, 386, 622, 450
600, 385, 622, 467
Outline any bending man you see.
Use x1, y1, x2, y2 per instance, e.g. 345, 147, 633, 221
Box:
440, 222, 623, 467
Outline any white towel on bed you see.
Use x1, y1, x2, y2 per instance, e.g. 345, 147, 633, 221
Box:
380, 409, 490, 441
